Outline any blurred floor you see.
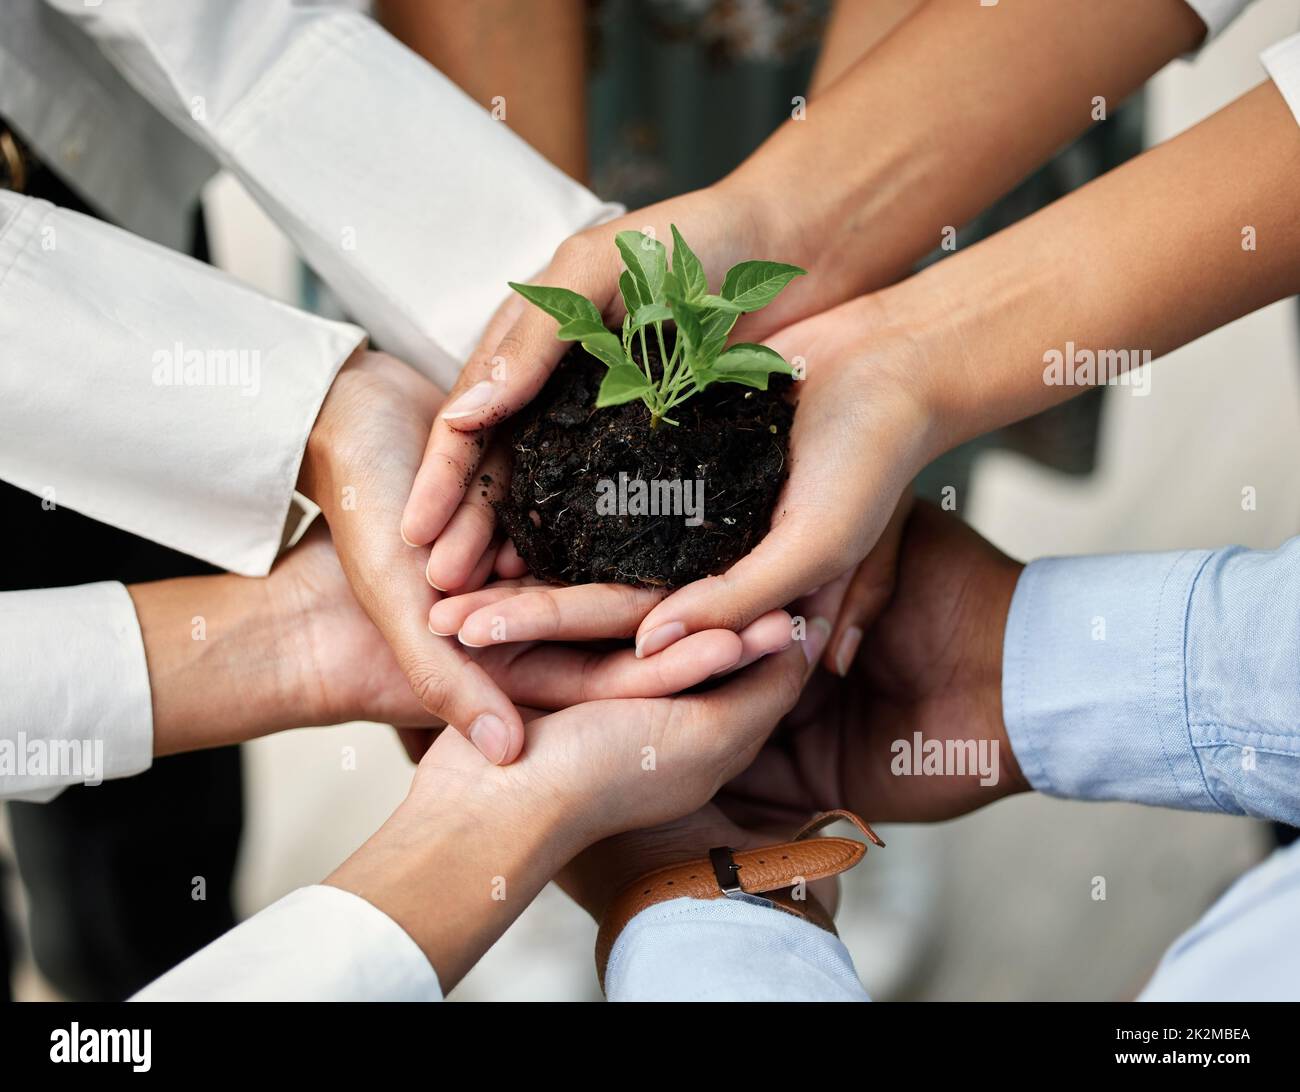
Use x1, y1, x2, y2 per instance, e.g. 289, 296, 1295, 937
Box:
7, 0, 1298, 1002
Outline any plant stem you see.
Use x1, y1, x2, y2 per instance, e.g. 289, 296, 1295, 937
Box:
664, 359, 696, 403
637, 328, 652, 384
654, 322, 671, 398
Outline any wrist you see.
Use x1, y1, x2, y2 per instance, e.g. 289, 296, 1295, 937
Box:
259, 549, 353, 730
854, 285, 960, 470
130, 571, 302, 755
560, 812, 764, 926
298, 344, 373, 517
987, 557, 1029, 799
722, 104, 942, 299
327, 778, 572, 991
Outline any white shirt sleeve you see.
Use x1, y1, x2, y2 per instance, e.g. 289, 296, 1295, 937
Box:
605, 897, 870, 1002
46, 0, 621, 389
1262, 33, 1300, 127
0, 581, 152, 802
1182, 0, 1256, 41
132, 885, 443, 1001
0, 191, 364, 576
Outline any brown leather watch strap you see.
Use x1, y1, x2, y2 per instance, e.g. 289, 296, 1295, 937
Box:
0, 127, 28, 194
596, 809, 883, 986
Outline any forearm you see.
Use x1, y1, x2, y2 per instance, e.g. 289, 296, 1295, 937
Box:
128, 573, 305, 756
730, 0, 1204, 294
376, 0, 588, 181
809, 0, 924, 95
889, 79, 1300, 449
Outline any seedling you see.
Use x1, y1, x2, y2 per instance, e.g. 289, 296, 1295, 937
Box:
509, 225, 804, 428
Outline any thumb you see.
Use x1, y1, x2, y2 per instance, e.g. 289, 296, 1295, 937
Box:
377, 592, 527, 764
441, 241, 618, 432
398, 293, 524, 547
438, 301, 567, 430
400, 247, 615, 546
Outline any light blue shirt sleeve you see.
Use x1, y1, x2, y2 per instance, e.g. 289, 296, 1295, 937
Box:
1002, 537, 1300, 825
1140, 840, 1300, 1001
605, 897, 869, 1002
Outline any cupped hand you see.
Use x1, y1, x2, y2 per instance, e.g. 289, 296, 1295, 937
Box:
719, 502, 1029, 826
399, 179, 842, 589
298, 348, 531, 762
428, 576, 797, 675
297, 349, 772, 764
325, 632, 822, 993
407, 634, 823, 858
630, 293, 942, 663
270, 521, 776, 739
421, 293, 940, 674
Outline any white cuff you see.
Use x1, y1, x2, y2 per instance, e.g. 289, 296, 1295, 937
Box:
1262, 33, 1300, 128
132, 885, 443, 1001
0, 192, 363, 576
1182, 0, 1254, 43
0, 581, 151, 801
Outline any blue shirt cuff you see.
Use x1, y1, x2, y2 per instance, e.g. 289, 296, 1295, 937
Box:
606, 897, 869, 1002
1002, 548, 1218, 812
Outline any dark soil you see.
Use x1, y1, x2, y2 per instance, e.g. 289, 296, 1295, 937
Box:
498, 331, 793, 588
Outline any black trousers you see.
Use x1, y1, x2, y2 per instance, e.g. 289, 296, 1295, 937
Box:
2, 130, 243, 1000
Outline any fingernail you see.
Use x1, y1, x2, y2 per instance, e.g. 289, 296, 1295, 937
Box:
428, 614, 456, 637
468, 714, 510, 764
636, 621, 686, 659
803, 617, 832, 665
442, 381, 498, 420
715, 635, 790, 676
834, 625, 863, 677
458, 628, 488, 648
708, 652, 745, 677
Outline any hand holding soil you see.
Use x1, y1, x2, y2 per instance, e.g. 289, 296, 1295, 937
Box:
399, 182, 821, 588
298, 350, 799, 767
431, 291, 942, 682
631, 293, 939, 667
497, 224, 802, 587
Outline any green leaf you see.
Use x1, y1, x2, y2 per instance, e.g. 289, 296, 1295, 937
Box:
618, 270, 643, 315
579, 330, 629, 371
667, 294, 704, 352
615, 231, 668, 303
698, 294, 743, 314
666, 295, 716, 387
627, 302, 672, 335
702, 343, 794, 391
719, 261, 806, 313
509, 282, 604, 339
699, 308, 738, 361
557, 315, 612, 340
670, 225, 708, 301
596, 362, 653, 407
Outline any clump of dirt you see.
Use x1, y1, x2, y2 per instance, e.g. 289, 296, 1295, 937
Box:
497, 333, 793, 587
